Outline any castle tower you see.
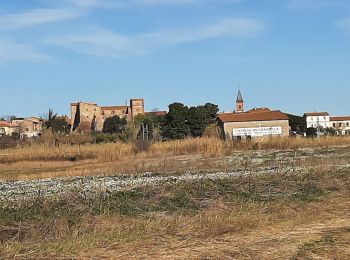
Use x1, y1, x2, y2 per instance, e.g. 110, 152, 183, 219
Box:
236, 90, 244, 113
130, 98, 145, 118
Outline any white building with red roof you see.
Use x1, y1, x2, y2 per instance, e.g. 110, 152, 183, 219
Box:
330, 116, 350, 135
0, 121, 19, 136
303, 112, 330, 129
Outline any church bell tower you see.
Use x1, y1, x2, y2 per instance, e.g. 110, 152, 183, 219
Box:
236, 90, 244, 113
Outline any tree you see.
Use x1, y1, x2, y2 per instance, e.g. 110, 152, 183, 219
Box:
306, 127, 317, 137
187, 106, 207, 137
203, 103, 219, 124
161, 103, 190, 139
161, 102, 220, 140
44, 109, 70, 134
286, 113, 306, 134
103, 116, 127, 134
134, 113, 165, 141
324, 127, 336, 136
1, 115, 17, 121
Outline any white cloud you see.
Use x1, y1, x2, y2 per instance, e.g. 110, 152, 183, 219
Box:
0, 40, 50, 63
142, 18, 263, 45
0, 0, 244, 31
47, 18, 264, 57
47, 29, 146, 57
288, 0, 341, 10
0, 8, 83, 30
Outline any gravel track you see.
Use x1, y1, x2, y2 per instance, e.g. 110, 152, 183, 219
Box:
1, 146, 350, 203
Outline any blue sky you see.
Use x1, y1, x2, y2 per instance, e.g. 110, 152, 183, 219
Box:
0, 0, 350, 117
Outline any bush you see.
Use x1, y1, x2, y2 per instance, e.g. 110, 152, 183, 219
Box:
103, 116, 127, 134
324, 127, 336, 136
306, 127, 317, 137
95, 133, 118, 143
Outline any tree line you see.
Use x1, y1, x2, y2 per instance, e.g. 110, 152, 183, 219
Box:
40, 102, 219, 142
102, 102, 219, 142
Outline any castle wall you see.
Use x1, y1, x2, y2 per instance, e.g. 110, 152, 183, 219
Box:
72, 100, 144, 133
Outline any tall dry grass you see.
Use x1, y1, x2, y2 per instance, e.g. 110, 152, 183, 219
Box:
1, 135, 350, 163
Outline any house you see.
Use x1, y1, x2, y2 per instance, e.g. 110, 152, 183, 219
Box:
0, 121, 18, 137
303, 112, 330, 129
330, 116, 350, 135
18, 117, 44, 138
218, 91, 290, 140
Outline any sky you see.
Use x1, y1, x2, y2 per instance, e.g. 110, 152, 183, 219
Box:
0, 0, 350, 118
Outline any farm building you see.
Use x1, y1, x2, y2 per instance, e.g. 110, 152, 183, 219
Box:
218, 92, 290, 140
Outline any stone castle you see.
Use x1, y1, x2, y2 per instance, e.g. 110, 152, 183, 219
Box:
71, 98, 147, 133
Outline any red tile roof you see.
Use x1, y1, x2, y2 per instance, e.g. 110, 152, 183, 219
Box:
218, 110, 288, 123
0, 121, 17, 128
304, 112, 329, 117
145, 111, 167, 117
330, 116, 350, 121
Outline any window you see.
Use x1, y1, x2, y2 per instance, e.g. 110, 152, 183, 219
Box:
347, 123, 349, 127
339, 123, 342, 127
333, 123, 336, 127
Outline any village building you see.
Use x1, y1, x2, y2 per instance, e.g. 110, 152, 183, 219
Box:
0, 121, 18, 137
330, 116, 350, 135
0, 117, 44, 138
17, 117, 44, 138
303, 112, 330, 129
218, 92, 290, 140
70, 98, 166, 133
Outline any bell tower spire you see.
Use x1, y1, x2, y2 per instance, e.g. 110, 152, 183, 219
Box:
236, 89, 244, 113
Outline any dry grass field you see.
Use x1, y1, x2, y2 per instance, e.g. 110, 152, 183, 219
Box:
0, 136, 350, 259
1, 135, 350, 181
